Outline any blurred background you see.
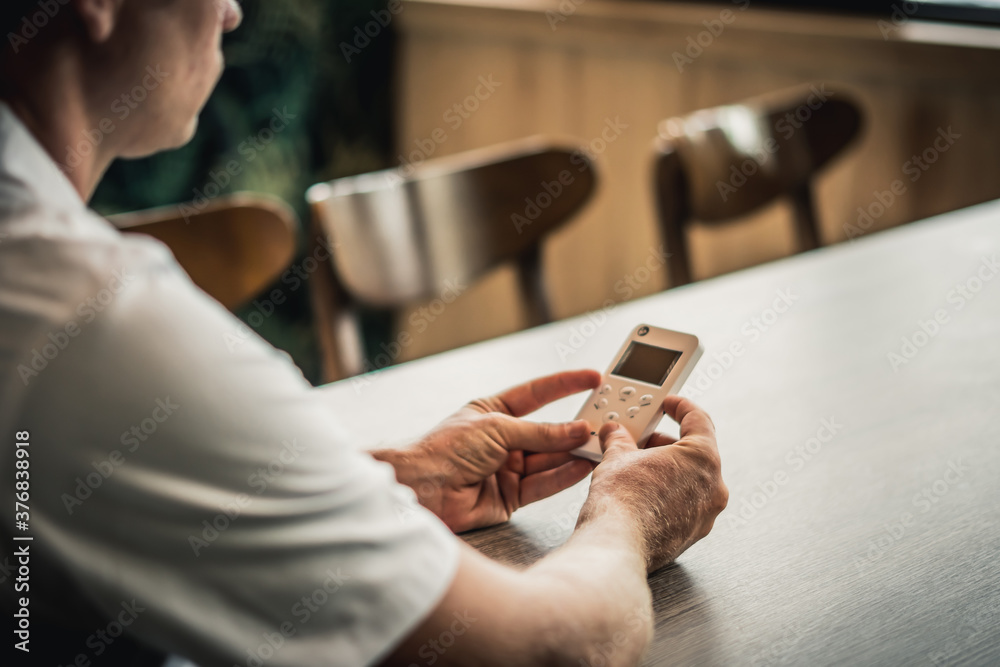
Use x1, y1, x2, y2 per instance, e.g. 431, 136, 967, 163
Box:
93, 0, 1000, 385
93, 0, 398, 383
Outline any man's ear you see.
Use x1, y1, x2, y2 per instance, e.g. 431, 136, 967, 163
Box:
71, 0, 125, 43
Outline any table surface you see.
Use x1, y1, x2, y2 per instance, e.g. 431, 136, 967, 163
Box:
319, 200, 1000, 666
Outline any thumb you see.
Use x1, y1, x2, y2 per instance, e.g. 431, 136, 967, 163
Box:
599, 422, 637, 457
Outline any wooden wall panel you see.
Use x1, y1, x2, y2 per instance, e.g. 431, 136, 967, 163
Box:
390, 0, 1000, 362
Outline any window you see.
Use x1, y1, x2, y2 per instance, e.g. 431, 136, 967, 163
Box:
735, 0, 1000, 26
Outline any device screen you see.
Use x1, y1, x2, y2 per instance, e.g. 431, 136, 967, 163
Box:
611, 342, 682, 386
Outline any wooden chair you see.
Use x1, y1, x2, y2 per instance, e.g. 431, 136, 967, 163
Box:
653, 84, 863, 287
306, 135, 599, 382
108, 193, 298, 311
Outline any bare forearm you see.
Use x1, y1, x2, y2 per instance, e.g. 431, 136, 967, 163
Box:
380, 499, 653, 667
375, 447, 654, 664
523, 502, 654, 666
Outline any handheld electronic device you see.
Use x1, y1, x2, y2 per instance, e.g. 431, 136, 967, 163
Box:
571, 324, 703, 462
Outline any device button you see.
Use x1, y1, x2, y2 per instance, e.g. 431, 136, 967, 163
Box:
593, 398, 609, 410
599, 384, 612, 396
603, 412, 620, 423
619, 387, 636, 400
627, 407, 641, 418
639, 394, 654, 407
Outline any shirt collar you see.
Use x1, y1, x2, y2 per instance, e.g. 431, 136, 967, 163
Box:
0, 100, 89, 217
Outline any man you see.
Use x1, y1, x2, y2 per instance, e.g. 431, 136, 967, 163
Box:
0, 1, 727, 665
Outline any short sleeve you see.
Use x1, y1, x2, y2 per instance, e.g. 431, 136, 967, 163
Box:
18, 235, 459, 666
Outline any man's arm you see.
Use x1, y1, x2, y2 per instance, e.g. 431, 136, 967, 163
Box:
380, 397, 728, 666
381, 503, 652, 667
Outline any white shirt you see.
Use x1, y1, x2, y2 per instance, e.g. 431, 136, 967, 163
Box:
0, 102, 458, 666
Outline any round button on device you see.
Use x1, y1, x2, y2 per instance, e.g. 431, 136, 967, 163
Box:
599, 384, 613, 396
619, 387, 636, 400
603, 412, 620, 423
627, 407, 641, 418
639, 394, 654, 407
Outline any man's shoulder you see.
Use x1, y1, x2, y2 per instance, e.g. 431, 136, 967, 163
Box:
0, 202, 184, 371
1, 201, 177, 300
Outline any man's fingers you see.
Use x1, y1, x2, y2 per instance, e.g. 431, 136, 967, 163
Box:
523, 452, 590, 475
644, 432, 678, 449
661, 395, 718, 452
481, 370, 601, 417
520, 459, 593, 506
599, 422, 637, 456
495, 415, 591, 454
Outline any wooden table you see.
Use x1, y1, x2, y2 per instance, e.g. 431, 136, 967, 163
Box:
319, 200, 1000, 666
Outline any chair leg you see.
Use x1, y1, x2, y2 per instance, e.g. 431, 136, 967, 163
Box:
306, 222, 363, 383
790, 183, 822, 252
654, 149, 693, 287
516, 245, 552, 328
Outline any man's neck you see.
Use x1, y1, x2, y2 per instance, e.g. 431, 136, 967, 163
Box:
2, 57, 116, 203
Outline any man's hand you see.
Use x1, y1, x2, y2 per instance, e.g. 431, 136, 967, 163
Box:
374, 370, 600, 533
579, 395, 728, 571
380, 392, 727, 667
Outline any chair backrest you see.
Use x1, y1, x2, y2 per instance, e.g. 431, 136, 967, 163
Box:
109, 193, 298, 311
653, 84, 863, 286
307, 135, 598, 381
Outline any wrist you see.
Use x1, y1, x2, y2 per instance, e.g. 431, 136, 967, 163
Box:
576, 492, 652, 572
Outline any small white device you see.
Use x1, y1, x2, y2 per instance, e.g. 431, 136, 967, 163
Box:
571, 324, 703, 462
